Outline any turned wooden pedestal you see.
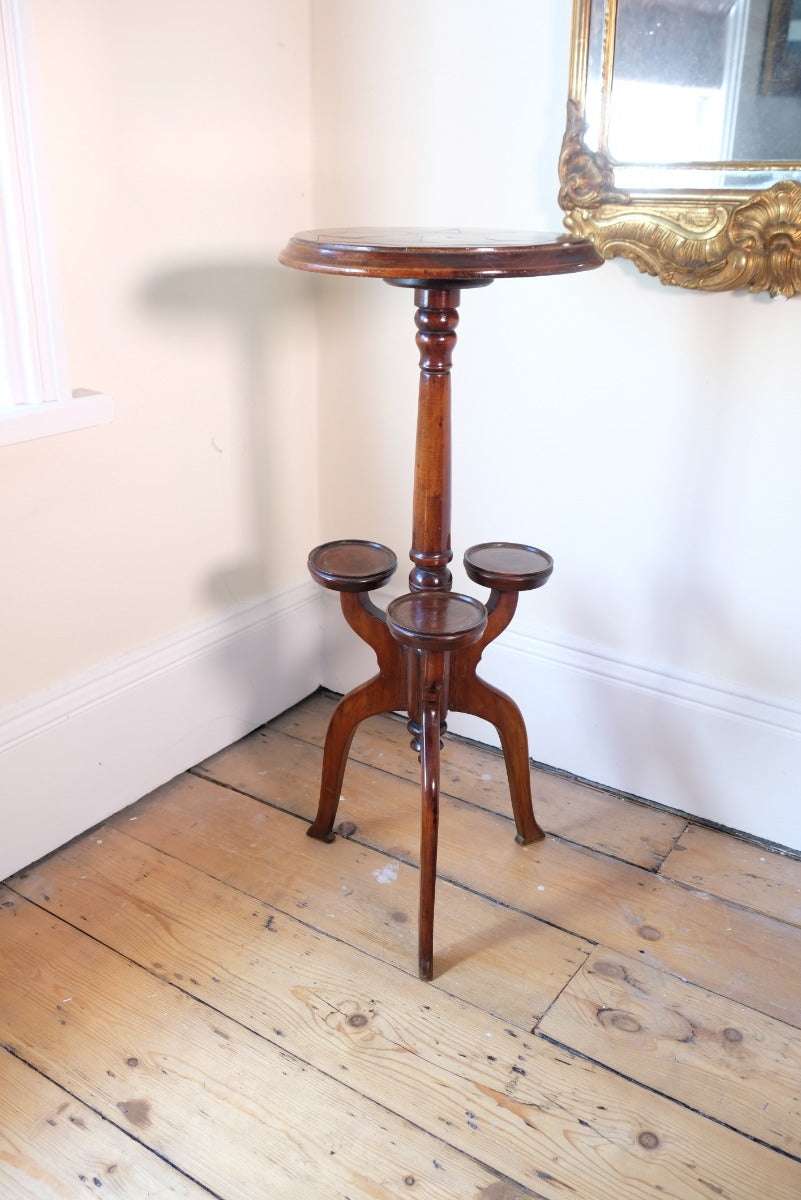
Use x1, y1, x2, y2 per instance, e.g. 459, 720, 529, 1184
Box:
279, 228, 603, 979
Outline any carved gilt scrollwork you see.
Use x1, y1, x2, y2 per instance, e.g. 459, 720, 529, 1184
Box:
560, 106, 801, 296
558, 100, 628, 211
560, 3, 801, 297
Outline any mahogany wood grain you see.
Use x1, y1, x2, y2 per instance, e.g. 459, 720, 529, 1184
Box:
281, 228, 603, 977
279, 226, 604, 280
410, 287, 458, 592
386, 593, 488, 976
419, 662, 443, 982
307, 591, 406, 843
386, 592, 488, 654
464, 542, 554, 592
308, 539, 397, 592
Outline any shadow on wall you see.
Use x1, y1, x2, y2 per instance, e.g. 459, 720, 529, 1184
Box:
139, 259, 314, 606
311, 273, 417, 556
133, 259, 320, 740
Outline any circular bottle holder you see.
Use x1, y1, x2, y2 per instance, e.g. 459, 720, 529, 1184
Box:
463, 542, 553, 592
308, 540, 398, 592
387, 591, 487, 654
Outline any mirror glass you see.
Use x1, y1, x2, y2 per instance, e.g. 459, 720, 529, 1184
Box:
585, 0, 801, 190
560, 0, 801, 293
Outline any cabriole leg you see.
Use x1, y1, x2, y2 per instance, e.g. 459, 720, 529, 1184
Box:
418, 652, 444, 980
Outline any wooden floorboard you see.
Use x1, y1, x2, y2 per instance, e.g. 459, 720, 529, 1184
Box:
659, 822, 801, 928
195, 722, 801, 1028
3, 689, 801, 1199
269, 692, 688, 870
0, 1048, 204, 1199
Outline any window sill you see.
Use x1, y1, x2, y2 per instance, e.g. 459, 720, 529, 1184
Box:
0, 389, 113, 447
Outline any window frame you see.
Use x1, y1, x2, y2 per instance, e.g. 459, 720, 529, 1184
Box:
0, 0, 111, 445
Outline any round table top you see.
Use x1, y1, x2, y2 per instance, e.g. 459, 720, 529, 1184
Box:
279, 227, 603, 281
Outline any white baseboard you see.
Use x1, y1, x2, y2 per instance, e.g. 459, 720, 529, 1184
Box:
0, 580, 321, 881
321, 593, 801, 852
7, 576, 795, 883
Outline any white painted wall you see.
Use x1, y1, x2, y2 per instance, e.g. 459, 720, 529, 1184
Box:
0, 1, 320, 879
2, 0, 317, 705
310, 0, 801, 849
2, 0, 799, 878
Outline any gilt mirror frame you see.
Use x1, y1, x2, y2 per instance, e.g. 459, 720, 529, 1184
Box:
559, 0, 801, 296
